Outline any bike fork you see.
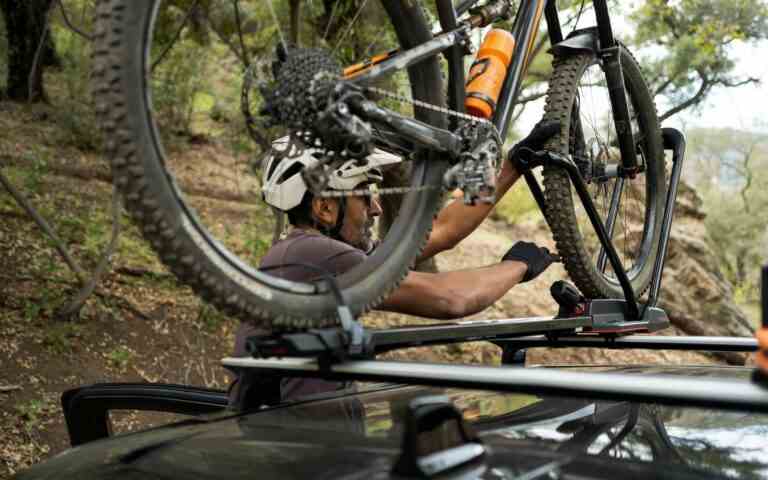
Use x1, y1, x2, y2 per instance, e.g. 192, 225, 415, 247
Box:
593, 0, 640, 175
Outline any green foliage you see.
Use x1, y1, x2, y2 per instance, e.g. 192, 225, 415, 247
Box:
243, 220, 272, 263
151, 36, 211, 137
196, 303, 229, 332
43, 322, 83, 354
15, 399, 52, 428
107, 346, 134, 370
46, 0, 101, 150
686, 127, 768, 301
494, 181, 543, 225
20, 152, 48, 194
22, 287, 67, 322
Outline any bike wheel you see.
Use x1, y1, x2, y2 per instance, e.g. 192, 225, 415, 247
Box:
542, 47, 665, 299
92, 0, 446, 330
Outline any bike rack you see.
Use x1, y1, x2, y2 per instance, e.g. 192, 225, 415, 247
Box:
523, 127, 687, 322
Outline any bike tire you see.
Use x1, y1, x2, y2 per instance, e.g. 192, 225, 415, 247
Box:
542, 47, 665, 299
92, 0, 446, 330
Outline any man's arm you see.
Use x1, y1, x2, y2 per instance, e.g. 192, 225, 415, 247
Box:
377, 260, 528, 319
418, 121, 560, 262
418, 161, 519, 262
379, 241, 554, 319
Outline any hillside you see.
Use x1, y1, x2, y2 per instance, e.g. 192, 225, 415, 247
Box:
0, 100, 755, 478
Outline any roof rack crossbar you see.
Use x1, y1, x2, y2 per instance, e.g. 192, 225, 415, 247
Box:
497, 335, 759, 353
221, 357, 768, 413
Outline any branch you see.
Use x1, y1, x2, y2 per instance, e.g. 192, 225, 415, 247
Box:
718, 76, 760, 88
659, 71, 712, 122
511, 104, 526, 125
204, 11, 247, 65
56, 188, 123, 319
29, 3, 56, 103
11, 274, 152, 320
289, 0, 301, 45
232, 0, 251, 66
56, 0, 93, 40
653, 75, 676, 97
515, 90, 548, 105
151, 0, 201, 73
0, 168, 86, 283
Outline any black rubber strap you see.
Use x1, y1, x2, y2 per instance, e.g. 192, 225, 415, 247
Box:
465, 91, 497, 111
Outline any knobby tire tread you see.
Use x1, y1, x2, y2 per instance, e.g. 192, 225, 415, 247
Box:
92, 0, 446, 331
541, 48, 665, 299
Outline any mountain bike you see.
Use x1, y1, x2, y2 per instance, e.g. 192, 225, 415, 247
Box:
92, 0, 665, 330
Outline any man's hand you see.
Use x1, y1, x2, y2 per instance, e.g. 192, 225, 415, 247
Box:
502, 241, 555, 283
508, 120, 560, 174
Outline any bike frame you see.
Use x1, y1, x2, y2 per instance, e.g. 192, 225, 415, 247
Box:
347, 0, 646, 314
350, 0, 635, 165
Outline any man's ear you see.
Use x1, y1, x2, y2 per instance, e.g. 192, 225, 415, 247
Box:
311, 196, 338, 226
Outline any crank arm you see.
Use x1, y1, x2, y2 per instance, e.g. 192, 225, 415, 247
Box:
350, 97, 464, 159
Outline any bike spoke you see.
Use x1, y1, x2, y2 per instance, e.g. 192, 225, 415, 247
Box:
265, 0, 288, 53
333, 0, 371, 55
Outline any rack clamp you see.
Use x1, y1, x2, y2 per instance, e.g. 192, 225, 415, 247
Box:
244, 306, 375, 369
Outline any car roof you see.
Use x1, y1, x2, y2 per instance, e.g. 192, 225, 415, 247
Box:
22, 364, 768, 480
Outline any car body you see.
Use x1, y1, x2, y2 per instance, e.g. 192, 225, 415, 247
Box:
15, 363, 768, 480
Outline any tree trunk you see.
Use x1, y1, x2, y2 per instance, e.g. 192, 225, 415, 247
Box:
0, 0, 54, 102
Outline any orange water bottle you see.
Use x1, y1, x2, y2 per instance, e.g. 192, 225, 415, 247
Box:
465, 29, 516, 119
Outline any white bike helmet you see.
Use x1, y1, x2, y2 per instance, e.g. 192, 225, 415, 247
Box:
262, 136, 401, 211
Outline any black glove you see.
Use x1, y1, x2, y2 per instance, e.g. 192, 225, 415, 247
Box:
502, 241, 555, 283
508, 120, 561, 173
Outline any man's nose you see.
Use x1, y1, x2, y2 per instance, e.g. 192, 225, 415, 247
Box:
369, 196, 382, 216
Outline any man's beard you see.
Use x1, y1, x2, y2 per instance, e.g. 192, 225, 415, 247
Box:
358, 222, 376, 253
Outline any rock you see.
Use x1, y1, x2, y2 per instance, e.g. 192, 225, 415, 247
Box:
660, 182, 754, 364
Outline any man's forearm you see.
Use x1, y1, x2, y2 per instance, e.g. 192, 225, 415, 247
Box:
379, 260, 527, 319
438, 260, 526, 317
419, 165, 521, 261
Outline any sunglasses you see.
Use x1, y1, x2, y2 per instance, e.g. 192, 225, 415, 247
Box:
357, 183, 380, 209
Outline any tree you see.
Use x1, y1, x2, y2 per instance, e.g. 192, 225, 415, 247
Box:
0, 0, 55, 102
630, 0, 768, 122
686, 127, 768, 296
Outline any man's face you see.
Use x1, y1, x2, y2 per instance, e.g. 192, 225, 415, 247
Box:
339, 189, 382, 252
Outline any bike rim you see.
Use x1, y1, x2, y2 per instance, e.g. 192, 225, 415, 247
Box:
570, 60, 660, 288
141, 0, 441, 295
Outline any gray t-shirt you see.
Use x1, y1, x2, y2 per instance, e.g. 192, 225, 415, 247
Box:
230, 229, 366, 404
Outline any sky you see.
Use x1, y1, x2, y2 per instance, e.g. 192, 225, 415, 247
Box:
514, 16, 768, 137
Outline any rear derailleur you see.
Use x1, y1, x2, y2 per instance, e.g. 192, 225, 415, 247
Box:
443, 120, 502, 205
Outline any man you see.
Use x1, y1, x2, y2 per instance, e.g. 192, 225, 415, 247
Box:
231, 122, 559, 404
